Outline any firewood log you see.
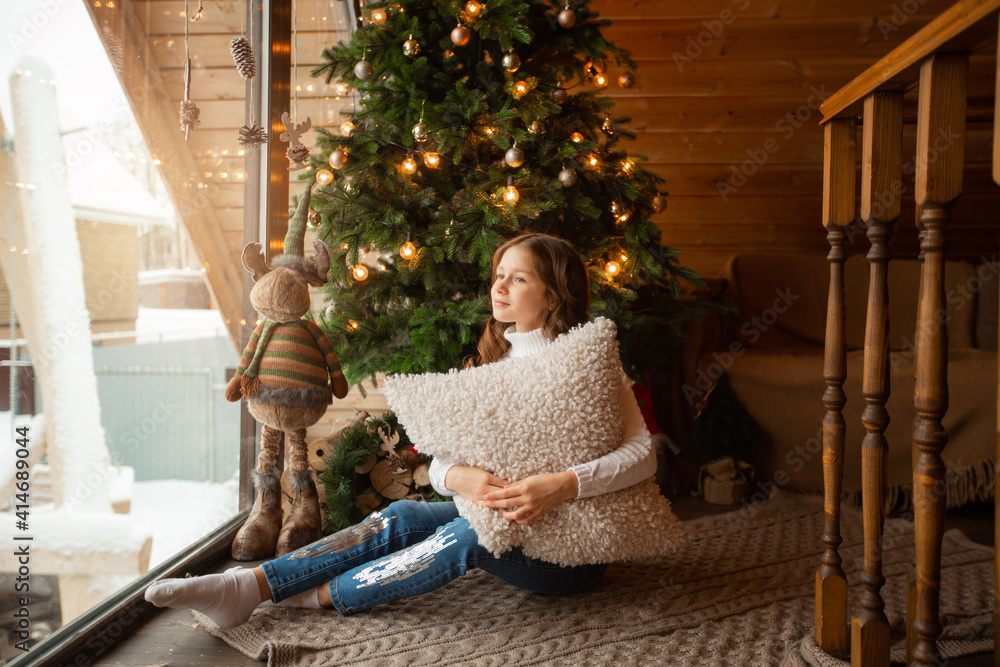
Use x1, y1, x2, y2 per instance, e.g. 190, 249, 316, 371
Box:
356, 486, 384, 514
370, 459, 413, 499
354, 452, 377, 474
412, 463, 431, 487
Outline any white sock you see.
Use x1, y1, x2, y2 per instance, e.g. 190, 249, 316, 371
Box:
269, 586, 323, 609
144, 567, 263, 629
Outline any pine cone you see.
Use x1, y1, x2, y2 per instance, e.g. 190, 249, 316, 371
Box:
230, 36, 256, 80
179, 100, 201, 138
238, 123, 268, 147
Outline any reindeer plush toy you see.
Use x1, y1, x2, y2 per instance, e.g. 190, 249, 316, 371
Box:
225, 184, 348, 560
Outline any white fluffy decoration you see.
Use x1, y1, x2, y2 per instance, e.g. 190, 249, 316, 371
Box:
382, 317, 684, 566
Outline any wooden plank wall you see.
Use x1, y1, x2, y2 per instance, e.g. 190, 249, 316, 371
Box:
592, 0, 999, 276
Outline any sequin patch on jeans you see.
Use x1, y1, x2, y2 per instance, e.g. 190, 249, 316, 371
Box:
351, 530, 458, 588
288, 511, 398, 560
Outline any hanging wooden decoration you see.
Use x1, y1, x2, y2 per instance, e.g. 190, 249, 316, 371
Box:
179, 0, 201, 140
280, 0, 311, 169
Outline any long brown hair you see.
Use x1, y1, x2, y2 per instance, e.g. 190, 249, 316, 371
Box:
466, 233, 591, 367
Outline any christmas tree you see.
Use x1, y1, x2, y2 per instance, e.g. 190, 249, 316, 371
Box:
307, 0, 707, 384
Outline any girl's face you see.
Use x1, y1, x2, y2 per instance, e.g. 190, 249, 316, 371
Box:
491, 244, 553, 333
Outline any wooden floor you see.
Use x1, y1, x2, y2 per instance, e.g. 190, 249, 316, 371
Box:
82, 496, 995, 667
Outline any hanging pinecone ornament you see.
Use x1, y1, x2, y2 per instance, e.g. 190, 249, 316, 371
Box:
230, 37, 256, 79
179, 99, 201, 139
238, 123, 268, 148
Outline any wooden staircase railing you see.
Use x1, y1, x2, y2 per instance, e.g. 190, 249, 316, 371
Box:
816, 2, 997, 665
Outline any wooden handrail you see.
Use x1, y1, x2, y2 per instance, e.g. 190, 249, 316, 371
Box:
820, 0, 1000, 124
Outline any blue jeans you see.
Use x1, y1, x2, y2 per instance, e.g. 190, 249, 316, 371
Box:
260, 500, 606, 615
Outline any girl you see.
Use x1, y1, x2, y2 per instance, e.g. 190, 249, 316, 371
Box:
144, 233, 657, 627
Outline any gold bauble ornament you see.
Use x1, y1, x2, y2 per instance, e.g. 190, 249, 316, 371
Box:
505, 145, 524, 168
354, 59, 373, 80
557, 7, 576, 27
502, 50, 520, 72
551, 88, 568, 103
328, 148, 347, 169
451, 24, 471, 46
412, 121, 428, 141
558, 168, 577, 187
652, 195, 668, 213
618, 71, 635, 88
403, 34, 421, 57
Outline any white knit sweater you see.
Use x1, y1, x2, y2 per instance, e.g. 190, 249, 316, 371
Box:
428, 326, 657, 499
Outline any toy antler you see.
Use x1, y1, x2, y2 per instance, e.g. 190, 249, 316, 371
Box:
312, 238, 331, 285
241, 243, 272, 283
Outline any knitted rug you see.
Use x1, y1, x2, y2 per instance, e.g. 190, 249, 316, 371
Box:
195, 492, 994, 666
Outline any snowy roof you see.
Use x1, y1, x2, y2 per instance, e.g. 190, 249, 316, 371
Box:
63, 133, 172, 227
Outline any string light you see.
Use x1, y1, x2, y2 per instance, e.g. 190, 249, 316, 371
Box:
587, 154, 599, 167
352, 264, 369, 281
594, 73, 609, 87
465, 0, 482, 14
334, 82, 350, 96
401, 152, 417, 174
370, 8, 387, 25
570, 132, 584, 143
316, 169, 334, 184
605, 260, 621, 276
513, 80, 529, 98
503, 176, 519, 205
347, 319, 360, 331
621, 159, 633, 172
423, 151, 441, 168
399, 233, 417, 259
340, 119, 355, 136
620, 252, 629, 263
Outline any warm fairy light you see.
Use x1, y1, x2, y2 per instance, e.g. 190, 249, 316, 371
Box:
401, 155, 418, 174
605, 260, 621, 276
621, 159, 633, 172
594, 73, 608, 87
484, 125, 496, 137
503, 177, 519, 205
570, 132, 584, 143
340, 119, 355, 136
399, 240, 417, 259
513, 80, 529, 97
620, 252, 629, 263
370, 8, 387, 24
352, 264, 369, 281
316, 169, 334, 184
466, 0, 482, 13
618, 213, 630, 224
341, 243, 350, 250
587, 154, 599, 167
240, 318, 247, 326
152, 158, 161, 165
236, 171, 246, 180
423, 151, 440, 168
334, 82, 350, 96
347, 319, 360, 331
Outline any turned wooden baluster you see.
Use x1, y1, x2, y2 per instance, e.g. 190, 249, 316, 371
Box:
816, 117, 855, 659
911, 52, 967, 667
851, 91, 904, 667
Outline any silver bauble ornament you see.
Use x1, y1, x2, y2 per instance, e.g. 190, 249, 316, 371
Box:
528, 120, 543, 134
502, 51, 521, 72
329, 148, 347, 169
551, 88, 568, 103
558, 168, 577, 187
652, 195, 668, 213
412, 122, 428, 141
354, 58, 373, 80
505, 146, 524, 168
403, 35, 420, 57
451, 25, 471, 46
557, 8, 576, 27
618, 71, 635, 88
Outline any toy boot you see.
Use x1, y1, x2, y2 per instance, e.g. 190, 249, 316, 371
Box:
276, 429, 322, 556
232, 426, 283, 560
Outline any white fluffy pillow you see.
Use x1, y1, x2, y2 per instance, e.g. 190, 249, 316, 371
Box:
381, 317, 683, 566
